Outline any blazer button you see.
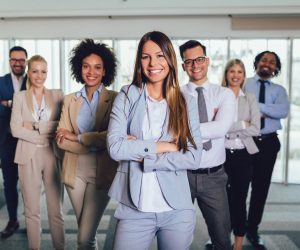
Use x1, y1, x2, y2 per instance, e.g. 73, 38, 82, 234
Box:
144, 148, 148, 152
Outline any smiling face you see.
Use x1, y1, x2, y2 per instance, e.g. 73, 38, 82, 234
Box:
182, 46, 209, 86
9, 51, 27, 77
141, 40, 170, 86
256, 52, 277, 79
226, 64, 245, 89
28, 60, 47, 89
81, 53, 105, 88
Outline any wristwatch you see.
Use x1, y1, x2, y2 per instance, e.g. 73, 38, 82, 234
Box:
32, 122, 38, 130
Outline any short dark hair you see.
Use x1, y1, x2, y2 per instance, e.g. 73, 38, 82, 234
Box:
69, 39, 117, 86
254, 50, 281, 77
9, 46, 28, 58
179, 40, 206, 60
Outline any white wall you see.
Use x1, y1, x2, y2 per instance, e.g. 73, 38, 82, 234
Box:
1, 16, 300, 39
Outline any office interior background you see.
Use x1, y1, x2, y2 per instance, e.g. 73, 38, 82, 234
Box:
1, 0, 300, 184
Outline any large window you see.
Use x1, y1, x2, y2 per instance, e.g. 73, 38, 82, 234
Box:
1, 37, 298, 184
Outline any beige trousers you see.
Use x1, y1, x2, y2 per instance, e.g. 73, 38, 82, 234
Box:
18, 146, 64, 250
66, 152, 109, 250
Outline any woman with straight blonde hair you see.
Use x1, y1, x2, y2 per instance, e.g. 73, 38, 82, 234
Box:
107, 31, 202, 250
10, 55, 64, 250
222, 59, 260, 250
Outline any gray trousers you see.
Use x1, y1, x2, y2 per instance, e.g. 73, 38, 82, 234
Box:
188, 167, 231, 250
113, 204, 196, 250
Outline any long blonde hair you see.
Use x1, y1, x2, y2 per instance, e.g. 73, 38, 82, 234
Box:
221, 58, 246, 89
131, 31, 196, 152
26, 55, 47, 89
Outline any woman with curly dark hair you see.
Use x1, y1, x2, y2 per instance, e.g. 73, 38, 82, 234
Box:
55, 39, 118, 250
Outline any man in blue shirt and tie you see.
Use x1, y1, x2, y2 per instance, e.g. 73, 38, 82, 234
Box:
244, 51, 289, 250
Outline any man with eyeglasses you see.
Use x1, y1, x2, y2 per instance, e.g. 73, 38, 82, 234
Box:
0, 46, 27, 239
180, 40, 235, 250
244, 51, 289, 250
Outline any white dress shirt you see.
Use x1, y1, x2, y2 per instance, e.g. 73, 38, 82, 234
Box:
11, 73, 24, 93
138, 87, 173, 212
181, 80, 235, 168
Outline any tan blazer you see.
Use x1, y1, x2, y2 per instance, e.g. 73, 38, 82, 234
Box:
58, 87, 118, 190
10, 88, 64, 165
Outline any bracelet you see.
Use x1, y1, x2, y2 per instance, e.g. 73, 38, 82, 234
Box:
8, 100, 12, 108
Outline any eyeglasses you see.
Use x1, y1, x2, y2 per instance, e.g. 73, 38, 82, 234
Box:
9, 58, 26, 64
184, 56, 207, 67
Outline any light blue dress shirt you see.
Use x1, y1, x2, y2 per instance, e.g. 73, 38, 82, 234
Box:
76, 84, 102, 134
244, 74, 289, 134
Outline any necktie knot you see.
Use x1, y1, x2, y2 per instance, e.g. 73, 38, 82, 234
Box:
196, 87, 204, 94
258, 79, 269, 85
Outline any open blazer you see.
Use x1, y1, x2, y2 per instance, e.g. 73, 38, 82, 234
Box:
226, 92, 260, 154
0, 73, 26, 154
10, 88, 63, 165
57, 87, 118, 190
107, 84, 202, 210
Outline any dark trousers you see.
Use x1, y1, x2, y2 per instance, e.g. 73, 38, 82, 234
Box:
247, 134, 280, 233
0, 135, 19, 222
224, 148, 253, 236
188, 167, 231, 250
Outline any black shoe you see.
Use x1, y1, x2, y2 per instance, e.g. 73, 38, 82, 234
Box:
205, 239, 214, 250
246, 231, 266, 250
1, 220, 19, 239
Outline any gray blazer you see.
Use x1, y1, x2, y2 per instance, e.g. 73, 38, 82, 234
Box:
226, 92, 260, 154
107, 84, 202, 210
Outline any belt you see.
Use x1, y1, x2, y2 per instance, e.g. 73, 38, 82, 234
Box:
189, 164, 223, 174
254, 132, 277, 141
226, 148, 246, 154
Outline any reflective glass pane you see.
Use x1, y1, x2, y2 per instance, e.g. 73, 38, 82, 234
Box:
288, 39, 300, 184
15, 40, 60, 89
0, 40, 9, 76
114, 40, 139, 91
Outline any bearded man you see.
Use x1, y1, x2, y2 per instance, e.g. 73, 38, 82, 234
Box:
244, 51, 289, 250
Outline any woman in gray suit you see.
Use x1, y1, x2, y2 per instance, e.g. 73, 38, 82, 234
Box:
222, 59, 260, 250
107, 31, 202, 250
10, 55, 64, 250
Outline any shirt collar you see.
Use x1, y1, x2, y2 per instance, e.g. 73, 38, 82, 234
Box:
145, 84, 166, 104
187, 80, 210, 93
75, 83, 103, 98
11, 72, 24, 83
238, 89, 245, 97
254, 74, 271, 85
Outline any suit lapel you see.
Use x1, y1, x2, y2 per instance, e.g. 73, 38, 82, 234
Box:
238, 95, 246, 119
129, 86, 146, 139
44, 88, 54, 120
69, 94, 83, 134
21, 75, 27, 90
6, 74, 14, 96
95, 87, 110, 131
25, 88, 35, 120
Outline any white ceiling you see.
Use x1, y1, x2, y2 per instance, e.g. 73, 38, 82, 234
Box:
1, 0, 300, 18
